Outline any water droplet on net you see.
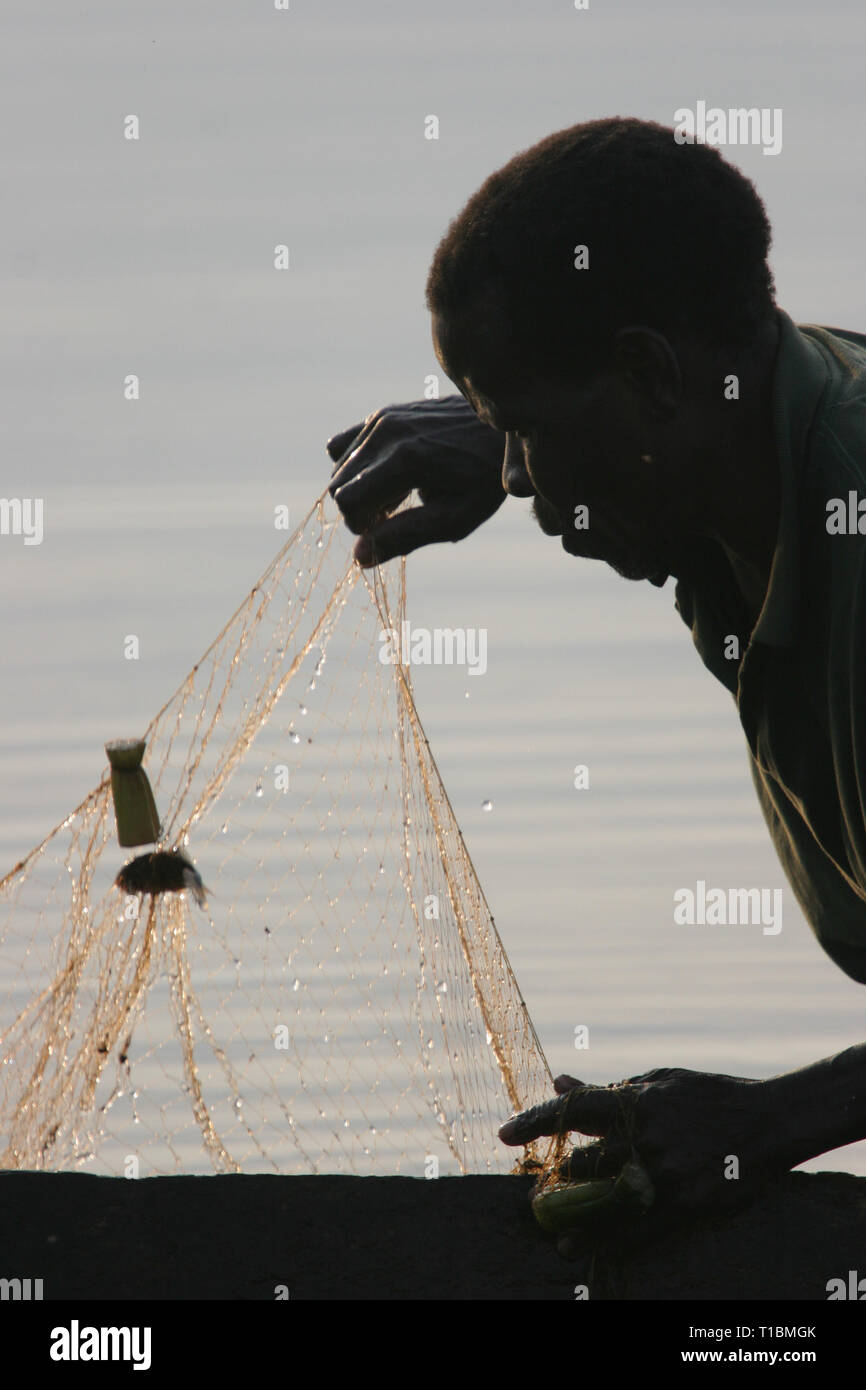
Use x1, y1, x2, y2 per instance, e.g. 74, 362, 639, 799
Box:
435, 982, 447, 995
299, 705, 308, 716
292, 979, 300, 991
255, 780, 263, 797
481, 799, 493, 812
290, 731, 301, 744
221, 822, 229, 835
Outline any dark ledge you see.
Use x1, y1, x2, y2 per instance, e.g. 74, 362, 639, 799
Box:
0, 1170, 863, 1300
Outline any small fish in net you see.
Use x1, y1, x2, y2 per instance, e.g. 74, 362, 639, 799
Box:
115, 850, 208, 909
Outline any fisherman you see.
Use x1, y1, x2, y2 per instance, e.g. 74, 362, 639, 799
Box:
327, 117, 866, 1228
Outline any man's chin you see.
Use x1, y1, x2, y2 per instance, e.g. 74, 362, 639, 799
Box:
561, 533, 667, 585
608, 555, 669, 585
609, 558, 667, 585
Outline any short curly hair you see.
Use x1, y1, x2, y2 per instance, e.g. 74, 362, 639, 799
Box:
426, 117, 776, 378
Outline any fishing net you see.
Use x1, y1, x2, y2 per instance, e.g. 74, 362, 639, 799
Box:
0, 490, 554, 1177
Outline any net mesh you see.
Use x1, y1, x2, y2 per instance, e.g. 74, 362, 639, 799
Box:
0, 491, 554, 1177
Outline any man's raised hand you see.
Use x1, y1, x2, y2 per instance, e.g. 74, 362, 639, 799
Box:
327, 396, 507, 567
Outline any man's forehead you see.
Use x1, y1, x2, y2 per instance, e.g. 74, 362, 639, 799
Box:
432, 307, 546, 416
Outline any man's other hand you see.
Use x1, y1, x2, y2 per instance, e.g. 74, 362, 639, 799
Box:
501, 1067, 783, 1228
327, 396, 507, 567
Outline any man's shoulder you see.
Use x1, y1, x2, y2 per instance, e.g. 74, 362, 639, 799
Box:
800, 322, 866, 353
785, 319, 866, 489
795, 321, 866, 406
785, 321, 866, 614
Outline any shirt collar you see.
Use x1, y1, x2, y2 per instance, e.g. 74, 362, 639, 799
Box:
749, 308, 830, 648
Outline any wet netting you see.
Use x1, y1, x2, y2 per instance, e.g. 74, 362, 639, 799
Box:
0, 491, 554, 1177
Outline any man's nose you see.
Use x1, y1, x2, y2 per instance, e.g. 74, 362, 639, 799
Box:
502, 434, 535, 497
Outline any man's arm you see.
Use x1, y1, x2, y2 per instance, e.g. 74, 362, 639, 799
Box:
764, 1042, 866, 1170
500, 1047, 866, 1221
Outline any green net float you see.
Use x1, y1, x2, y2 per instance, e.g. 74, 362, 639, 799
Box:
105, 738, 161, 848
531, 1160, 655, 1234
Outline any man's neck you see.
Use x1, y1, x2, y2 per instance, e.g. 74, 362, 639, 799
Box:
724, 550, 774, 628
708, 315, 783, 623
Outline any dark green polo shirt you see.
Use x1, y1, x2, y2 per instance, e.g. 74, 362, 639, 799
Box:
675, 309, 866, 984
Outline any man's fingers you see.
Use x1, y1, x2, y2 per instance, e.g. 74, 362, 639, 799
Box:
498, 1095, 564, 1144
328, 444, 374, 498
553, 1074, 584, 1095
352, 504, 457, 567
328, 418, 414, 503
499, 1084, 629, 1145
354, 485, 506, 566
326, 422, 366, 467
561, 1142, 626, 1183
333, 434, 443, 526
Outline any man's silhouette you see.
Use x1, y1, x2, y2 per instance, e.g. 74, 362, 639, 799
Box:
327, 117, 866, 1224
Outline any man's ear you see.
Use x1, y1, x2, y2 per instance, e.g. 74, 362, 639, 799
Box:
612, 327, 681, 420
